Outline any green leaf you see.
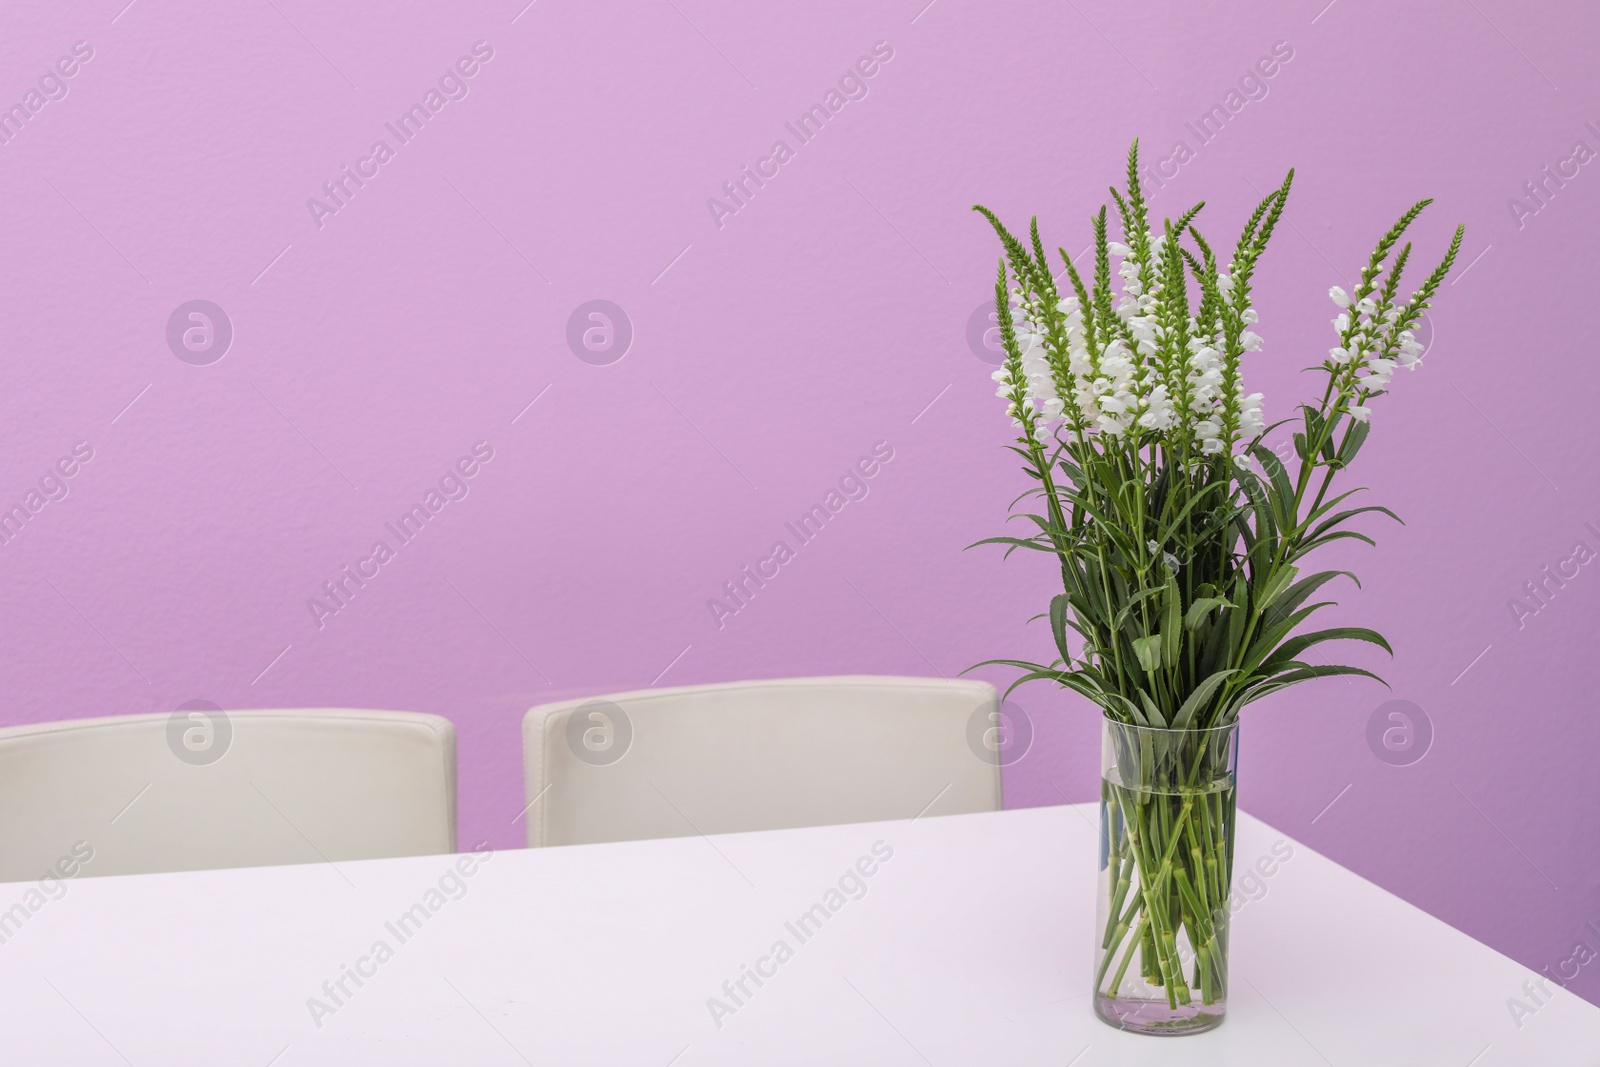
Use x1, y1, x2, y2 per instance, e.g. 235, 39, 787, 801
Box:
1307, 505, 1402, 543
1136, 690, 1165, 729
1256, 564, 1300, 611
1151, 480, 1228, 546
1184, 597, 1232, 630
1239, 476, 1278, 571
1262, 570, 1355, 630
1226, 571, 1249, 653
1270, 626, 1393, 665
1161, 575, 1182, 668
1049, 595, 1072, 660
1250, 444, 1295, 525
1235, 663, 1389, 709
1238, 601, 1327, 677
1301, 529, 1378, 553
1170, 669, 1237, 731
1335, 419, 1371, 467
1113, 585, 1168, 631
1131, 634, 1162, 673
969, 658, 1054, 677
966, 535, 1053, 554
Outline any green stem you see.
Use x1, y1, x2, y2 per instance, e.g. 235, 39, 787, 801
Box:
1098, 757, 1235, 1011
1095, 896, 1144, 992
1107, 914, 1147, 998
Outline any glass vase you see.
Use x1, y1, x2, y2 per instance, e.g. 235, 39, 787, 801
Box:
1093, 715, 1239, 1036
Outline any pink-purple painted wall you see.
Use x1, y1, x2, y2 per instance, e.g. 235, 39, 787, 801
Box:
0, 0, 1595, 1003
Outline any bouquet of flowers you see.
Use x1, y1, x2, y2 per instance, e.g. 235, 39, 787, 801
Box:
972, 141, 1462, 1031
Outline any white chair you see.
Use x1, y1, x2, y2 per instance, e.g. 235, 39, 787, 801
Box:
522, 676, 1002, 847
0, 709, 455, 882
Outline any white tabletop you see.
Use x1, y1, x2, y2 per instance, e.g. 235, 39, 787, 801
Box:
0, 804, 1594, 1065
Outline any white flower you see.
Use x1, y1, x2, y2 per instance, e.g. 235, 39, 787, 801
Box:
1217, 273, 1234, 293
1187, 342, 1225, 432
1333, 313, 1350, 335
1163, 552, 1180, 572
1238, 392, 1265, 438
1108, 242, 1131, 256
1397, 331, 1426, 369
1329, 286, 1351, 308
1137, 385, 1176, 430
1147, 540, 1160, 554
1356, 297, 1377, 316
1328, 347, 1350, 365
1240, 331, 1264, 352
1360, 358, 1396, 389
1242, 308, 1259, 324
1349, 405, 1372, 424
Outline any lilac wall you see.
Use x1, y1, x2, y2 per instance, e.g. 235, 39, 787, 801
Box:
1, 0, 1596, 1002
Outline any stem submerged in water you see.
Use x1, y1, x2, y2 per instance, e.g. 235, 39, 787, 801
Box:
1095, 743, 1236, 1022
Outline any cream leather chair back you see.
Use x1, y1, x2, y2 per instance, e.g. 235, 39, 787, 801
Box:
0, 709, 455, 882
522, 676, 1001, 847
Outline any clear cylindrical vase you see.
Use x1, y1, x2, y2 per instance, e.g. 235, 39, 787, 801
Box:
1093, 716, 1239, 1035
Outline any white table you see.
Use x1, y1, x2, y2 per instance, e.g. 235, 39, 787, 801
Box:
1, 804, 1595, 1065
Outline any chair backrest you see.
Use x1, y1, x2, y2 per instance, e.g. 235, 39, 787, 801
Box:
522, 676, 1001, 847
0, 709, 455, 882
